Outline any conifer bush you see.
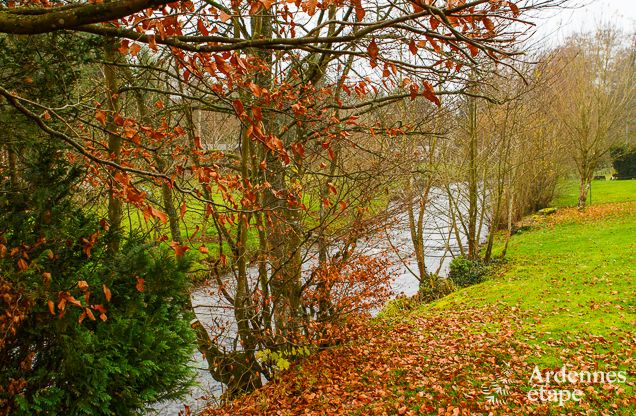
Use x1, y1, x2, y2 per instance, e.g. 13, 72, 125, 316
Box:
0, 148, 195, 415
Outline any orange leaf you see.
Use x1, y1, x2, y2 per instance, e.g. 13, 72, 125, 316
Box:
248, 83, 262, 97
85, 308, 96, 321
170, 241, 190, 258
368, 39, 379, 68
409, 39, 418, 55
409, 84, 419, 100
198, 245, 209, 254
118, 39, 129, 54
483, 17, 495, 33
367, 39, 379, 59
103, 284, 112, 302
147, 34, 158, 51
304, 0, 317, 15
142, 205, 168, 223
353, 0, 365, 21
135, 277, 145, 293
153, 207, 168, 223
92, 304, 107, 314
48, 300, 55, 315
232, 99, 245, 117
66, 295, 82, 308
219, 11, 231, 23
508, 1, 520, 17
430, 15, 439, 31
422, 81, 441, 106
78, 280, 89, 291
95, 109, 107, 126
100, 219, 110, 231
197, 19, 209, 36
129, 43, 142, 57
426, 35, 440, 53
17, 258, 28, 271
180, 201, 187, 219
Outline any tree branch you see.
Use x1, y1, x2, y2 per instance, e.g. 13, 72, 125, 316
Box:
0, 0, 170, 34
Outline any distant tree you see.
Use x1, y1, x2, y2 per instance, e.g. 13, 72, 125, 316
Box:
547, 29, 636, 208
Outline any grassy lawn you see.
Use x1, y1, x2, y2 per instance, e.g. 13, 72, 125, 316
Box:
429, 201, 636, 356
207, 181, 636, 415
552, 178, 636, 207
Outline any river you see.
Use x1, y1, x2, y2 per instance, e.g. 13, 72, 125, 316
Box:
150, 187, 487, 415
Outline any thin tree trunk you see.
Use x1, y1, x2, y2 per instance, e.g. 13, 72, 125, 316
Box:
467, 93, 479, 260
104, 39, 123, 254
578, 174, 589, 209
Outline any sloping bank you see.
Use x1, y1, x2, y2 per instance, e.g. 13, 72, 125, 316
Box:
202, 202, 636, 416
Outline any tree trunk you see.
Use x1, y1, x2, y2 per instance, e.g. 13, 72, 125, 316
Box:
577, 175, 589, 209
467, 93, 479, 260
103, 39, 123, 254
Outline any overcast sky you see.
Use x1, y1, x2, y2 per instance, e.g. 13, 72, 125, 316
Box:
533, 0, 636, 44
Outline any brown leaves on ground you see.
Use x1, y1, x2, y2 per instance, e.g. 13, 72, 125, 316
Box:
203, 305, 635, 416
550, 202, 636, 226
517, 201, 636, 232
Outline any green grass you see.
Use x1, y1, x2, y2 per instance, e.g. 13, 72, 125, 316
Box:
429, 208, 636, 336
551, 178, 636, 207
415, 183, 636, 371
98, 183, 392, 276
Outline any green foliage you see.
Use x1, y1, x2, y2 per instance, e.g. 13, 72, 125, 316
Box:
448, 257, 488, 288
0, 147, 195, 415
256, 346, 311, 372
0, 32, 99, 101
610, 145, 636, 179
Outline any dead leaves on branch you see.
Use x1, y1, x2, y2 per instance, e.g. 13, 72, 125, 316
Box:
78, 0, 527, 231
0, 230, 119, 325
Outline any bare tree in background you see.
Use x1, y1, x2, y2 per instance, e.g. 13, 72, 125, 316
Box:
547, 29, 636, 208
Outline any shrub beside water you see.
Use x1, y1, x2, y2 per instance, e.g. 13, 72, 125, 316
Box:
448, 257, 489, 288
417, 274, 456, 303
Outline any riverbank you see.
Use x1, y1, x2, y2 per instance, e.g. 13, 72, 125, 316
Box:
202, 193, 636, 414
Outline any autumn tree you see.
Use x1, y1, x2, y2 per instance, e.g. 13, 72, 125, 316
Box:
0, 0, 564, 402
